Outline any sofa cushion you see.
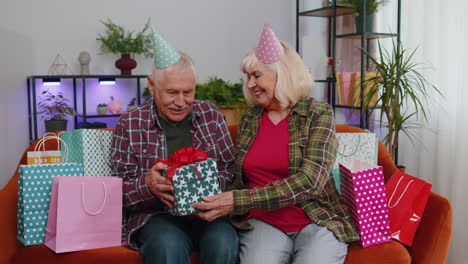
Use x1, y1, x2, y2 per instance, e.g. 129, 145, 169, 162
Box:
13, 245, 141, 264
345, 241, 411, 264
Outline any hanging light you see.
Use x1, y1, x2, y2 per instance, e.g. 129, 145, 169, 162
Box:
98, 77, 116, 85
42, 77, 61, 86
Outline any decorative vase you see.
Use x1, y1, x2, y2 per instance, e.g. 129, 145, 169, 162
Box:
355, 15, 375, 33
45, 120, 67, 133
115, 54, 137, 75
97, 106, 108, 115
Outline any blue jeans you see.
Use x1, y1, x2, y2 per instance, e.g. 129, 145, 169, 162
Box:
239, 219, 348, 264
136, 214, 239, 264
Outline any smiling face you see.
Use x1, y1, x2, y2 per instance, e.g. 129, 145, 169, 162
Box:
148, 68, 196, 123
245, 62, 279, 111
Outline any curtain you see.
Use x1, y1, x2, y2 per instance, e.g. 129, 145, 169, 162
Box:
395, 1, 468, 263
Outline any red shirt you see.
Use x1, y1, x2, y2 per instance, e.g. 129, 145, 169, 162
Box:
243, 111, 312, 232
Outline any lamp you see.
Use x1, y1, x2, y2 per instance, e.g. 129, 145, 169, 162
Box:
99, 77, 116, 85
42, 77, 61, 86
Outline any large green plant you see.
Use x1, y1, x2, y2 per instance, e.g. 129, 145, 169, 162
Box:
37, 90, 75, 120
361, 41, 443, 161
97, 18, 152, 57
195, 77, 246, 107
343, 0, 387, 15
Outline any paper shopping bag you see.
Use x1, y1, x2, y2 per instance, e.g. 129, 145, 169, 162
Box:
17, 163, 84, 246
385, 171, 432, 246
44, 176, 122, 253
27, 133, 68, 165
60, 129, 114, 176
339, 160, 391, 247
332, 133, 378, 193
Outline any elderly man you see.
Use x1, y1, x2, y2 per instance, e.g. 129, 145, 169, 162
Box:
110, 28, 238, 264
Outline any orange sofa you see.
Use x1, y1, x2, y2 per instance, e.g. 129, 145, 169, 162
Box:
0, 125, 452, 264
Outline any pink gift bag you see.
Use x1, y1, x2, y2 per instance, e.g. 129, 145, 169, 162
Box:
339, 160, 391, 247
44, 176, 122, 253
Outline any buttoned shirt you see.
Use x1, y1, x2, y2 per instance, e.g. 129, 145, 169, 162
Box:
111, 100, 235, 249
226, 98, 359, 242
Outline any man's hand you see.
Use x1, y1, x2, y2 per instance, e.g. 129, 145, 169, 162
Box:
146, 162, 175, 208
192, 191, 234, 222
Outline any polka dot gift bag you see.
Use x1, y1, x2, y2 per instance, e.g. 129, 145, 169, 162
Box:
339, 160, 391, 248
17, 163, 84, 246
59, 129, 114, 176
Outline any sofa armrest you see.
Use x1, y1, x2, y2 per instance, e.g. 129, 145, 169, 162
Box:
409, 192, 452, 264
0, 169, 20, 264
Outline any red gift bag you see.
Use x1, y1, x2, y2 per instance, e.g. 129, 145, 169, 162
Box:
385, 171, 432, 246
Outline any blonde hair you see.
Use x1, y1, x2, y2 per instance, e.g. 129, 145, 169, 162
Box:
241, 41, 314, 109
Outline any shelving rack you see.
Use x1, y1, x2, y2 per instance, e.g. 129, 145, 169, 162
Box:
296, 0, 401, 129
27, 75, 147, 144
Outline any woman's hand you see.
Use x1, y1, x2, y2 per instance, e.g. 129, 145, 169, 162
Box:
192, 191, 235, 222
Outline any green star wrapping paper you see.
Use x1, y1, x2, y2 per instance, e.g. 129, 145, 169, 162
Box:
168, 158, 220, 215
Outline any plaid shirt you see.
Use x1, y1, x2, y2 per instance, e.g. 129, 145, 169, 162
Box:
110, 100, 235, 249
226, 98, 359, 242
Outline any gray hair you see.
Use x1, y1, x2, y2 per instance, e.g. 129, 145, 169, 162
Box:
152, 52, 197, 88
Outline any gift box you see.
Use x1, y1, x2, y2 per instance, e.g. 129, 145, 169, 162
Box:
159, 147, 220, 216
339, 160, 391, 248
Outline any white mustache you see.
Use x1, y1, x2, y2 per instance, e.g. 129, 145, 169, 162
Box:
167, 105, 188, 111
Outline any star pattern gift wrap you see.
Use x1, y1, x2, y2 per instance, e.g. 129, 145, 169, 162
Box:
60, 129, 113, 176
158, 146, 221, 216
339, 160, 391, 248
17, 163, 84, 246
169, 158, 220, 215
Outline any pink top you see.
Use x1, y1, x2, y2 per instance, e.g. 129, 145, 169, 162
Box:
244, 111, 312, 232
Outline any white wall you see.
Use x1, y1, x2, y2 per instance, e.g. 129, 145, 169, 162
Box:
0, 0, 296, 188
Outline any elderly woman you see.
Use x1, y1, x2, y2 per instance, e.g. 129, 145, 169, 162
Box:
192, 25, 358, 264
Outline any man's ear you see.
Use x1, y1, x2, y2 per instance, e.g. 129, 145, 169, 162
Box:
147, 76, 155, 97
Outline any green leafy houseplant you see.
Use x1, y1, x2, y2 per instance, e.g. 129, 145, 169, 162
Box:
97, 103, 108, 107
128, 97, 136, 106
38, 90, 75, 120
195, 77, 246, 107
361, 41, 443, 161
343, 0, 388, 15
96, 18, 152, 58
195, 77, 247, 125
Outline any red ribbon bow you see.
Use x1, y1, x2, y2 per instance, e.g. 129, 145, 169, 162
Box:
156, 146, 209, 181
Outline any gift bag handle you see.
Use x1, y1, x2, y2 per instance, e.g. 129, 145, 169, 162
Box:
81, 182, 107, 216
34, 132, 69, 162
337, 134, 362, 157
388, 176, 414, 208
97, 132, 112, 169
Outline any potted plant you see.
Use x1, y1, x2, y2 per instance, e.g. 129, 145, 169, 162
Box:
96, 18, 152, 75
361, 40, 443, 163
97, 103, 108, 115
37, 90, 75, 132
127, 97, 137, 112
342, 0, 388, 33
195, 77, 247, 125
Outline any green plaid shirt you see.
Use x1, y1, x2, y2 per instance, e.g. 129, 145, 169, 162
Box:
226, 98, 359, 242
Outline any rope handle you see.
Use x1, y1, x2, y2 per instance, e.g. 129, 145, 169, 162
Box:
337, 134, 362, 157
34, 132, 69, 163
388, 176, 414, 208
81, 182, 107, 216
97, 131, 112, 169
